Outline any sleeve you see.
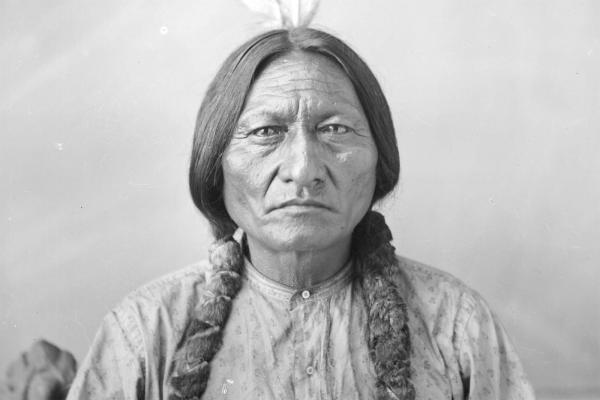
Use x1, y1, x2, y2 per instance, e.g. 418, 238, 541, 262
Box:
456, 295, 536, 400
66, 308, 145, 400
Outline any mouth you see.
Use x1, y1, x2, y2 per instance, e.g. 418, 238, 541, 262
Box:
270, 199, 331, 212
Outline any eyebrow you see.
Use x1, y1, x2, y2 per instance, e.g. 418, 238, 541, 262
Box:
238, 99, 365, 123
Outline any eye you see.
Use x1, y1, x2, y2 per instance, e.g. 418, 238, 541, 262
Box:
250, 126, 287, 137
319, 124, 353, 135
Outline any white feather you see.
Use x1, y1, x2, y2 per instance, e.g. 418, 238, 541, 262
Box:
239, 0, 283, 28
240, 0, 319, 28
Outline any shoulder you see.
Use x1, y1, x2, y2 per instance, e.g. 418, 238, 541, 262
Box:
394, 255, 480, 299
391, 255, 493, 333
122, 260, 211, 307
108, 260, 212, 342
68, 263, 213, 399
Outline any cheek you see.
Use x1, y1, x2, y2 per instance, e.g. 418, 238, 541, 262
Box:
221, 145, 270, 216
336, 146, 378, 196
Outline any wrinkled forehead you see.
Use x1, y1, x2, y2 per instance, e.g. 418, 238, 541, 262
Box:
262, 50, 343, 75
242, 51, 365, 118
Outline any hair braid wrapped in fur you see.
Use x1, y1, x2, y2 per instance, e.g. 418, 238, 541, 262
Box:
353, 211, 415, 399
168, 237, 244, 400
169, 210, 414, 399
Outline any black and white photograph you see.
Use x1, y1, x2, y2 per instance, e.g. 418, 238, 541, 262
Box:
1, 1, 598, 399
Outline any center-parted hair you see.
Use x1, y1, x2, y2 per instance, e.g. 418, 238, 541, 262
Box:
189, 28, 400, 238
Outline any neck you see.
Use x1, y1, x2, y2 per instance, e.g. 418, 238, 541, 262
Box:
245, 236, 351, 288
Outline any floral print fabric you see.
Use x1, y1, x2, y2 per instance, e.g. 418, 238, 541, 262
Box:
67, 256, 535, 399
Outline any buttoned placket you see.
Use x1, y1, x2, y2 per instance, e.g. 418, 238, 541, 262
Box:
290, 287, 323, 400
243, 257, 354, 400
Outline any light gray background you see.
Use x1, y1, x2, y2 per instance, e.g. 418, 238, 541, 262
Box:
1, 1, 599, 398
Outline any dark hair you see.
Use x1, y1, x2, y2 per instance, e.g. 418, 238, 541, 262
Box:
189, 28, 400, 238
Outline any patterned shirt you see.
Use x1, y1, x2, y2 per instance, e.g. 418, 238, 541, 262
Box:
67, 256, 535, 399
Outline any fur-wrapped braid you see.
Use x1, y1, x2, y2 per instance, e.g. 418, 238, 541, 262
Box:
168, 237, 244, 400
169, 211, 414, 399
353, 211, 415, 399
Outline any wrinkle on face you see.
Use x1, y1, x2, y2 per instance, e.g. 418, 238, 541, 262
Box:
222, 52, 378, 255
240, 57, 367, 130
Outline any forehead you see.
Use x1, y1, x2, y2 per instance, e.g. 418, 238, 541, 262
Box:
242, 52, 363, 115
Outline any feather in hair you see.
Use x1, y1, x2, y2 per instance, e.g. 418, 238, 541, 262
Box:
240, 0, 319, 29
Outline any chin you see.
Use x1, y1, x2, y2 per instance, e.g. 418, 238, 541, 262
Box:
261, 222, 349, 253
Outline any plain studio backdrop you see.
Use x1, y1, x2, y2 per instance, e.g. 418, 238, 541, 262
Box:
1, 1, 599, 398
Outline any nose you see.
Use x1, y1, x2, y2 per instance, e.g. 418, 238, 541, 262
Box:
278, 128, 326, 192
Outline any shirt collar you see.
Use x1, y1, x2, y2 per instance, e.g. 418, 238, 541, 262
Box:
243, 257, 354, 304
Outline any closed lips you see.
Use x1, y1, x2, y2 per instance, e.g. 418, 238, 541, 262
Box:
272, 199, 331, 210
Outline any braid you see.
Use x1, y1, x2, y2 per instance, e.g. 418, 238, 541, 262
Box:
169, 211, 413, 399
169, 236, 244, 400
353, 211, 415, 399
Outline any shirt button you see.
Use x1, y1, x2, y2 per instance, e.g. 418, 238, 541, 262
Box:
306, 366, 314, 375
301, 290, 310, 299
